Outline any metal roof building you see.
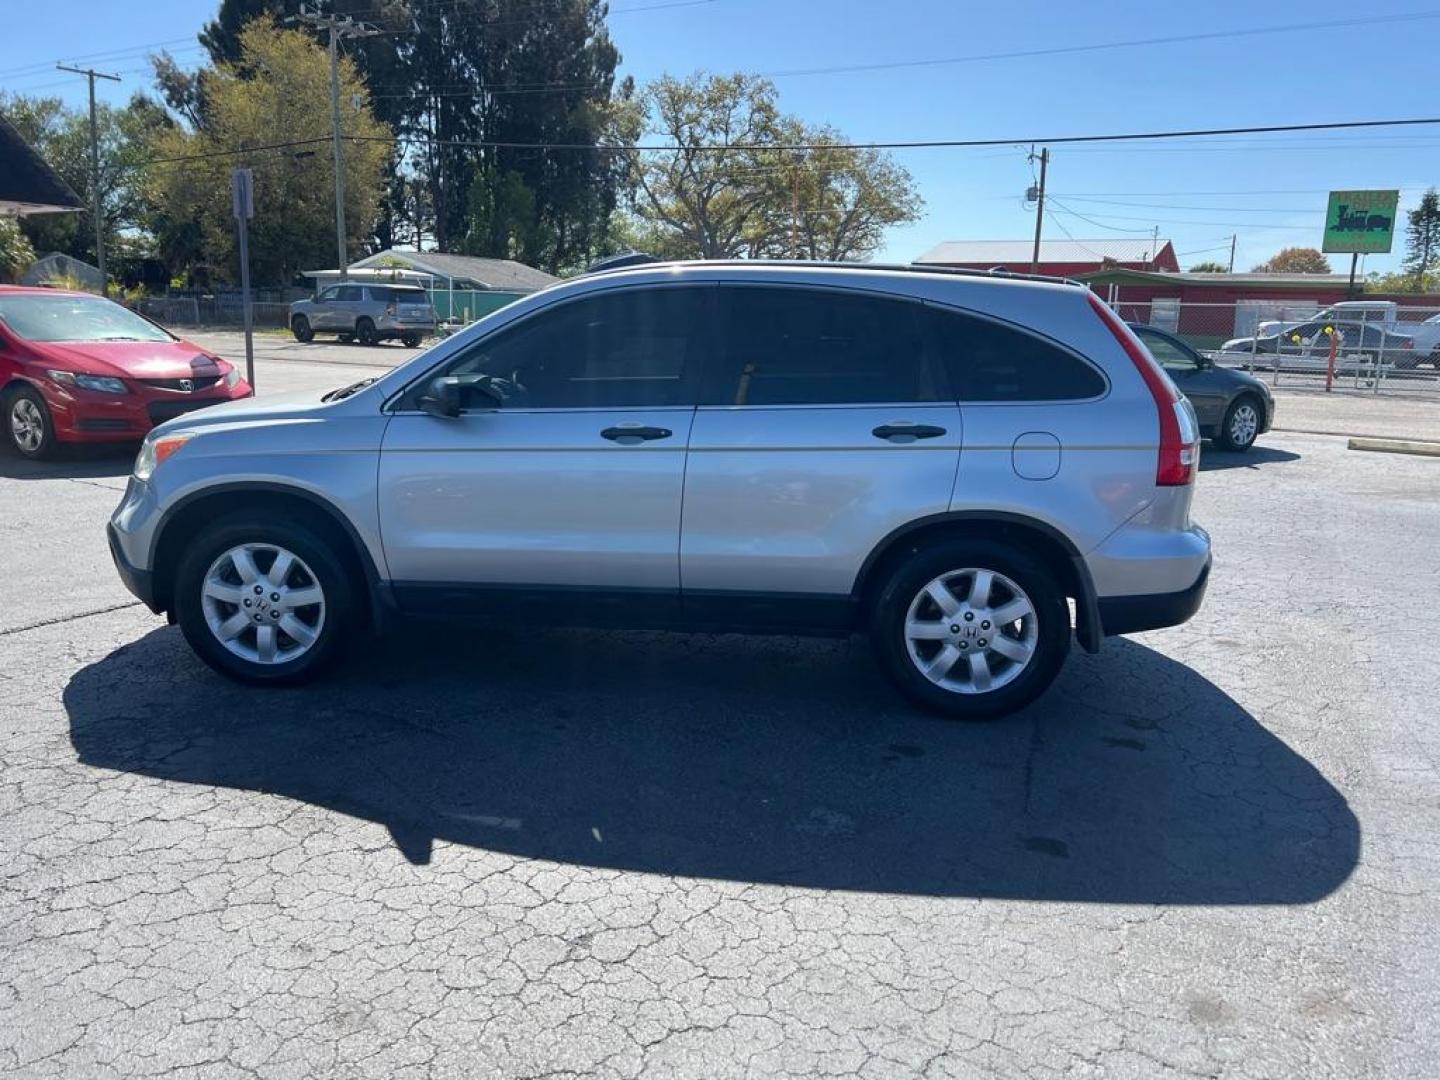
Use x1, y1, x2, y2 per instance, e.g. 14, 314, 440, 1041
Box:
0, 114, 83, 217
915, 238, 1179, 276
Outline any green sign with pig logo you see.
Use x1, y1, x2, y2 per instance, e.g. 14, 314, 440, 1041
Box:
1323, 190, 1399, 254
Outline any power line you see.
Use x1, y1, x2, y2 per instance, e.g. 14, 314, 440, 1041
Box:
334, 115, 1440, 153
760, 10, 1440, 78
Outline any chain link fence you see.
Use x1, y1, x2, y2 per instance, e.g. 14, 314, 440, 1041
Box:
1114, 299, 1440, 396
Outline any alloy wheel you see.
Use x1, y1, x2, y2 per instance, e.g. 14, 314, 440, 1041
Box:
200, 542, 326, 665
903, 567, 1039, 694
10, 397, 45, 454
1229, 402, 1259, 447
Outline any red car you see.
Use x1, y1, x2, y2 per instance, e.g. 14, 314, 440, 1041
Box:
0, 286, 252, 460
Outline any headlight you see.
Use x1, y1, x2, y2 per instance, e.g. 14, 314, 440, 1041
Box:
133, 432, 193, 481
48, 369, 128, 394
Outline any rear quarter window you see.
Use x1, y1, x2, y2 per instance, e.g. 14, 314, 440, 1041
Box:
927, 305, 1106, 402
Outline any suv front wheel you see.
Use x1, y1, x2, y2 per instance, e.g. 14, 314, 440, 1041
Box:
871, 539, 1069, 719
174, 513, 354, 684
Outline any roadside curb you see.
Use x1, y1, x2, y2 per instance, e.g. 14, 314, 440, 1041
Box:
1347, 436, 1440, 458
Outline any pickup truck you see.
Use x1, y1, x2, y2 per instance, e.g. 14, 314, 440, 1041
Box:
1248, 301, 1440, 369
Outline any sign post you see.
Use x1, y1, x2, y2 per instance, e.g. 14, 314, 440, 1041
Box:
1323, 189, 1399, 296
232, 168, 256, 390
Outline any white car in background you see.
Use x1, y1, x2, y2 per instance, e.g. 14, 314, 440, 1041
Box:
1252, 301, 1440, 369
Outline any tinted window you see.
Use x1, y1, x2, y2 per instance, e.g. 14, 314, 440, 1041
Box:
317, 287, 339, 301
335, 285, 363, 302
929, 307, 1105, 402
1134, 327, 1197, 371
440, 287, 708, 408
703, 287, 940, 406
369, 287, 429, 303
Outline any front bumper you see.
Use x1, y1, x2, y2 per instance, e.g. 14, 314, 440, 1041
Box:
47, 381, 253, 443
108, 520, 159, 612
1097, 557, 1211, 637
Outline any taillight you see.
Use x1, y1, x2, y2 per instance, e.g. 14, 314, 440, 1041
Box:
1087, 293, 1198, 486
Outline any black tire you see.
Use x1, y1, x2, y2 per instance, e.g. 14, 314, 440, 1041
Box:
3, 384, 58, 460
291, 315, 314, 343
1217, 393, 1262, 452
173, 511, 355, 686
355, 317, 379, 346
401, 333, 422, 348
870, 538, 1069, 720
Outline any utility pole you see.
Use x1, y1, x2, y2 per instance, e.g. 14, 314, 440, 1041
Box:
1028, 146, 1049, 274
293, 6, 381, 280
1228, 234, 1237, 273
57, 64, 120, 290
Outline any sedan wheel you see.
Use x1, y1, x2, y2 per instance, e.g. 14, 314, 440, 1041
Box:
1220, 396, 1261, 451
6, 388, 56, 460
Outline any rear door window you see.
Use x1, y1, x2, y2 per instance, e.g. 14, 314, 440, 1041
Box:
702, 286, 942, 406
928, 306, 1106, 402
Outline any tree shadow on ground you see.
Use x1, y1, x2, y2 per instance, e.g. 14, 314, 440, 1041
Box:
66, 623, 1357, 904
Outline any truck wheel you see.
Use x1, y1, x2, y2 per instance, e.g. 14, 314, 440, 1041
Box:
291, 315, 313, 343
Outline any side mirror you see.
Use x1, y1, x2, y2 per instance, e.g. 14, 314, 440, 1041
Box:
417, 374, 503, 418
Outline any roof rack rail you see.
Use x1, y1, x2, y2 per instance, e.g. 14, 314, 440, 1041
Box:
584, 257, 1084, 288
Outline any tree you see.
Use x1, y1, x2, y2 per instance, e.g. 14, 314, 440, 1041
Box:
1188, 260, 1228, 273
1252, 247, 1331, 274
147, 19, 393, 285
0, 91, 173, 276
621, 73, 920, 262
1402, 188, 1440, 291
0, 219, 36, 283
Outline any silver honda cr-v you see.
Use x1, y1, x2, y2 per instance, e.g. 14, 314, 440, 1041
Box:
108, 262, 1210, 718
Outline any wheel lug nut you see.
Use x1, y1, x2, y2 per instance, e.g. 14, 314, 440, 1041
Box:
958, 641, 968, 649
254, 585, 263, 595
964, 612, 974, 621
978, 638, 988, 648
243, 599, 252, 608
950, 624, 960, 633
981, 621, 990, 630
270, 592, 280, 602
253, 614, 263, 622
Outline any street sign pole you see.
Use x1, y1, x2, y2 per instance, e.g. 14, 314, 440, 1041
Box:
232, 169, 256, 390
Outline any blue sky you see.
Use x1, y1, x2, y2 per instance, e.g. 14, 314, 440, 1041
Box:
6, 0, 1438, 272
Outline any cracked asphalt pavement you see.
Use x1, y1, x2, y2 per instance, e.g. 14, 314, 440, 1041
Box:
1, 351, 1438, 1077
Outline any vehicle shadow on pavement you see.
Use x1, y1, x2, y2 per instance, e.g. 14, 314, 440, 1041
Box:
0, 444, 136, 480
1200, 445, 1301, 472
65, 624, 1357, 904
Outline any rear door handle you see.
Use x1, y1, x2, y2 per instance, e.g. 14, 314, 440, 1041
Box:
601, 424, 673, 444
872, 423, 947, 443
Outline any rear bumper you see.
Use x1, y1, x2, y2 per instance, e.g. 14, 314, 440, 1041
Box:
1098, 557, 1210, 637
108, 521, 159, 612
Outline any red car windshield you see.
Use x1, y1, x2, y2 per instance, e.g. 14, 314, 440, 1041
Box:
0, 294, 174, 344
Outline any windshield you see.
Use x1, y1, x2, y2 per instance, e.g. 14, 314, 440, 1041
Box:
0, 293, 174, 343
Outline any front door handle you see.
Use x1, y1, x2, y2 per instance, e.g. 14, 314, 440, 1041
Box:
601, 424, 673, 445
872, 423, 947, 443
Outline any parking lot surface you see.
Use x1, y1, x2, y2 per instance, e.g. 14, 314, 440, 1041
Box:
1, 347, 1438, 1077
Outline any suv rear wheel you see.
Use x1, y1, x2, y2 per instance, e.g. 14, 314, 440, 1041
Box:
174, 513, 354, 684
355, 317, 379, 346
871, 539, 1069, 719
291, 315, 313, 342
